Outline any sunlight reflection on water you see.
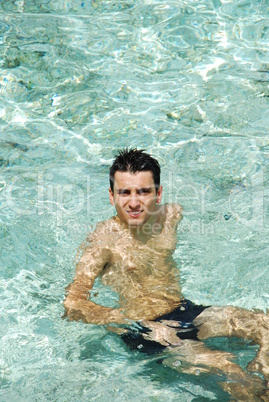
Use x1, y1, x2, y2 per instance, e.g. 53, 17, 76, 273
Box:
0, 0, 269, 400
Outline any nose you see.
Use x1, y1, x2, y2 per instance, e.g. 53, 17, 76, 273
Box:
128, 193, 140, 209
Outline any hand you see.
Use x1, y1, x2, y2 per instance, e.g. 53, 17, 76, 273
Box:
140, 320, 182, 347
107, 308, 130, 324
159, 319, 181, 328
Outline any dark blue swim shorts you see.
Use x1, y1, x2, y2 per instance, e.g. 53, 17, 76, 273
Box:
121, 299, 208, 354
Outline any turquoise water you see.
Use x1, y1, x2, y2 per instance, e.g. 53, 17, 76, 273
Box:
1, 0, 269, 400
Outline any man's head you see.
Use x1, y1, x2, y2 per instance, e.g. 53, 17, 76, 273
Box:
109, 148, 161, 193
109, 149, 163, 228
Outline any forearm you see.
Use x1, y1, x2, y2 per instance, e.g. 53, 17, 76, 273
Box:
64, 244, 128, 325
63, 296, 128, 325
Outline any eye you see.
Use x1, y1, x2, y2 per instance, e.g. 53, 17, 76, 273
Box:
118, 189, 130, 196
137, 188, 151, 195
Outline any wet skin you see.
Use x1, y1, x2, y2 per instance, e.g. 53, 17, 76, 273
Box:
64, 171, 182, 323
64, 171, 269, 400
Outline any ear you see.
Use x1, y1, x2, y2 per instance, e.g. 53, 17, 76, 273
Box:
156, 185, 163, 204
109, 188, 115, 206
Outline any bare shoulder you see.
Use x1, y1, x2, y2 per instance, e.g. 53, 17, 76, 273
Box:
171, 203, 183, 216
75, 219, 115, 276
74, 220, 114, 266
165, 203, 183, 223
160, 203, 183, 232
85, 218, 117, 246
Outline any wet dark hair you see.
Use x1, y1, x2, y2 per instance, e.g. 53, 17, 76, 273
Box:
109, 148, 161, 193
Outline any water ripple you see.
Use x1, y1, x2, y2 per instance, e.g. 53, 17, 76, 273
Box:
1, 1, 269, 400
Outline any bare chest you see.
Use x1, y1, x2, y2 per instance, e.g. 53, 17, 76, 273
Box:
100, 237, 175, 288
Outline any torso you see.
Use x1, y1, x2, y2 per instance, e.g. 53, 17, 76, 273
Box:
98, 204, 183, 321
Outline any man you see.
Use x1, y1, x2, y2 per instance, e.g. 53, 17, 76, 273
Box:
64, 148, 269, 400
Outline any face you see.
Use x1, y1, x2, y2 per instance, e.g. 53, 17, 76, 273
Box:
109, 171, 163, 228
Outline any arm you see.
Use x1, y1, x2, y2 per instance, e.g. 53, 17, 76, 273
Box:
63, 227, 128, 325
139, 320, 182, 346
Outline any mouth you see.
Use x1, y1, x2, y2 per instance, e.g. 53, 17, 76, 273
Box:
127, 210, 143, 218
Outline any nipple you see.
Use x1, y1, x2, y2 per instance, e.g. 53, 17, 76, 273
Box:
126, 265, 137, 272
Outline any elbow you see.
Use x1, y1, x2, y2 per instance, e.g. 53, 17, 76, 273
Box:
63, 294, 89, 323
63, 292, 86, 319
63, 296, 69, 311
63, 294, 74, 317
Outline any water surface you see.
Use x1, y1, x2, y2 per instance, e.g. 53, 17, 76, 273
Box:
1, 0, 269, 400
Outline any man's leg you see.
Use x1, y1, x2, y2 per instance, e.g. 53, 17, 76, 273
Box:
193, 306, 269, 380
162, 339, 268, 401
140, 318, 268, 400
